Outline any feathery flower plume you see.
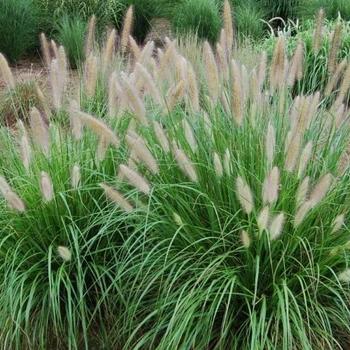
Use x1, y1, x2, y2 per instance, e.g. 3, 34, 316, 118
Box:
49, 59, 62, 110
335, 63, 350, 105
175, 55, 187, 85
241, 230, 251, 248
270, 36, 286, 91
203, 41, 220, 104
119, 164, 151, 195
313, 8, 325, 53
182, 119, 197, 153
71, 164, 81, 189
262, 166, 280, 205
0, 176, 26, 212
338, 269, 350, 283
296, 176, 309, 209
285, 132, 301, 172
325, 58, 347, 96
257, 206, 270, 232
58, 45, 68, 87
328, 22, 342, 74
223, 0, 234, 53
102, 29, 116, 72
40, 33, 51, 67
231, 59, 244, 125
258, 51, 267, 91
125, 134, 159, 174
17, 120, 31, 172
121, 6, 134, 53
50, 40, 59, 59
77, 110, 119, 147
100, 183, 133, 212
159, 40, 176, 80
173, 146, 198, 183
84, 53, 98, 98
235, 176, 254, 215
85, 15, 96, 57
153, 121, 170, 153
309, 173, 332, 208
69, 99, 83, 140
129, 36, 141, 60
35, 84, 51, 120
135, 63, 162, 105
96, 136, 109, 162
216, 42, 229, 78
213, 152, 223, 177
288, 41, 304, 86
30, 107, 50, 156
223, 149, 231, 175
0, 53, 15, 89
269, 213, 285, 240
332, 214, 345, 233
121, 74, 148, 125
40, 171, 54, 202
166, 80, 185, 112
298, 141, 313, 178
187, 62, 200, 112
108, 72, 118, 116
57, 246, 72, 262
265, 121, 275, 168
138, 40, 155, 67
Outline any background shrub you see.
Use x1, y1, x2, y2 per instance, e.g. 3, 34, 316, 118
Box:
298, 0, 350, 21
55, 15, 87, 69
0, 0, 39, 62
172, 0, 222, 43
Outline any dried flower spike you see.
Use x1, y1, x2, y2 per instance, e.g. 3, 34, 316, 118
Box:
236, 176, 254, 215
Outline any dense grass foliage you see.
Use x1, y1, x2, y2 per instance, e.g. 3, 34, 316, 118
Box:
0, 0, 39, 62
1, 3, 350, 349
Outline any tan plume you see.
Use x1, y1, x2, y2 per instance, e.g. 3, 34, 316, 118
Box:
100, 183, 133, 212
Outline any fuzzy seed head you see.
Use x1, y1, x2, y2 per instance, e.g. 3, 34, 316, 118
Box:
236, 176, 254, 215
153, 121, 170, 153
269, 213, 285, 240
298, 141, 313, 178
309, 173, 332, 208
328, 22, 342, 74
294, 201, 312, 227
57, 246, 72, 262
84, 54, 98, 98
213, 152, 223, 177
262, 166, 280, 205
223, 0, 234, 52
17, 120, 31, 172
203, 41, 219, 104
40, 33, 51, 67
100, 183, 133, 212
313, 9, 325, 53
30, 107, 50, 156
296, 176, 310, 209
332, 214, 345, 233
182, 119, 197, 153
241, 230, 251, 248
119, 164, 151, 195
257, 206, 270, 232
0, 53, 15, 89
71, 165, 81, 189
223, 149, 231, 175
231, 60, 244, 125
266, 122, 275, 168
338, 269, 350, 283
121, 6, 134, 53
85, 15, 96, 57
173, 146, 198, 183
40, 171, 54, 202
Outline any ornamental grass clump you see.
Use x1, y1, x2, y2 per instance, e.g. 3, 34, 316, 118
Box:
0, 4, 350, 349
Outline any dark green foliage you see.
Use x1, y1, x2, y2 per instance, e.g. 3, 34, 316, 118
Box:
172, 0, 222, 43
0, 0, 39, 62
298, 0, 350, 21
55, 15, 86, 69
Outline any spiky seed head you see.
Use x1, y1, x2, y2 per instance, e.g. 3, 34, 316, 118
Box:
100, 183, 133, 212
121, 6, 134, 53
338, 269, 350, 283
332, 214, 345, 233
257, 206, 270, 232
203, 41, 219, 104
298, 141, 313, 178
57, 246, 72, 262
262, 166, 280, 205
173, 146, 198, 183
236, 176, 254, 215
270, 36, 286, 90
0, 53, 15, 89
129, 35, 141, 60
85, 15, 96, 57
328, 22, 342, 74
125, 134, 159, 175
309, 173, 332, 208
231, 59, 244, 125
285, 132, 301, 172
223, 149, 231, 175
213, 153, 223, 177
241, 230, 251, 248
288, 41, 304, 86
187, 62, 200, 112
153, 121, 170, 153
119, 164, 151, 195
223, 0, 234, 52
0, 176, 26, 213
182, 119, 197, 153
84, 54, 98, 98
269, 213, 285, 240
40, 171, 54, 202
266, 122, 275, 168
294, 201, 312, 227
296, 176, 310, 209
313, 8, 325, 53
30, 107, 50, 156
71, 165, 81, 189
102, 29, 116, 72
336, 63, 350, 105
40, 33, 51, 67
